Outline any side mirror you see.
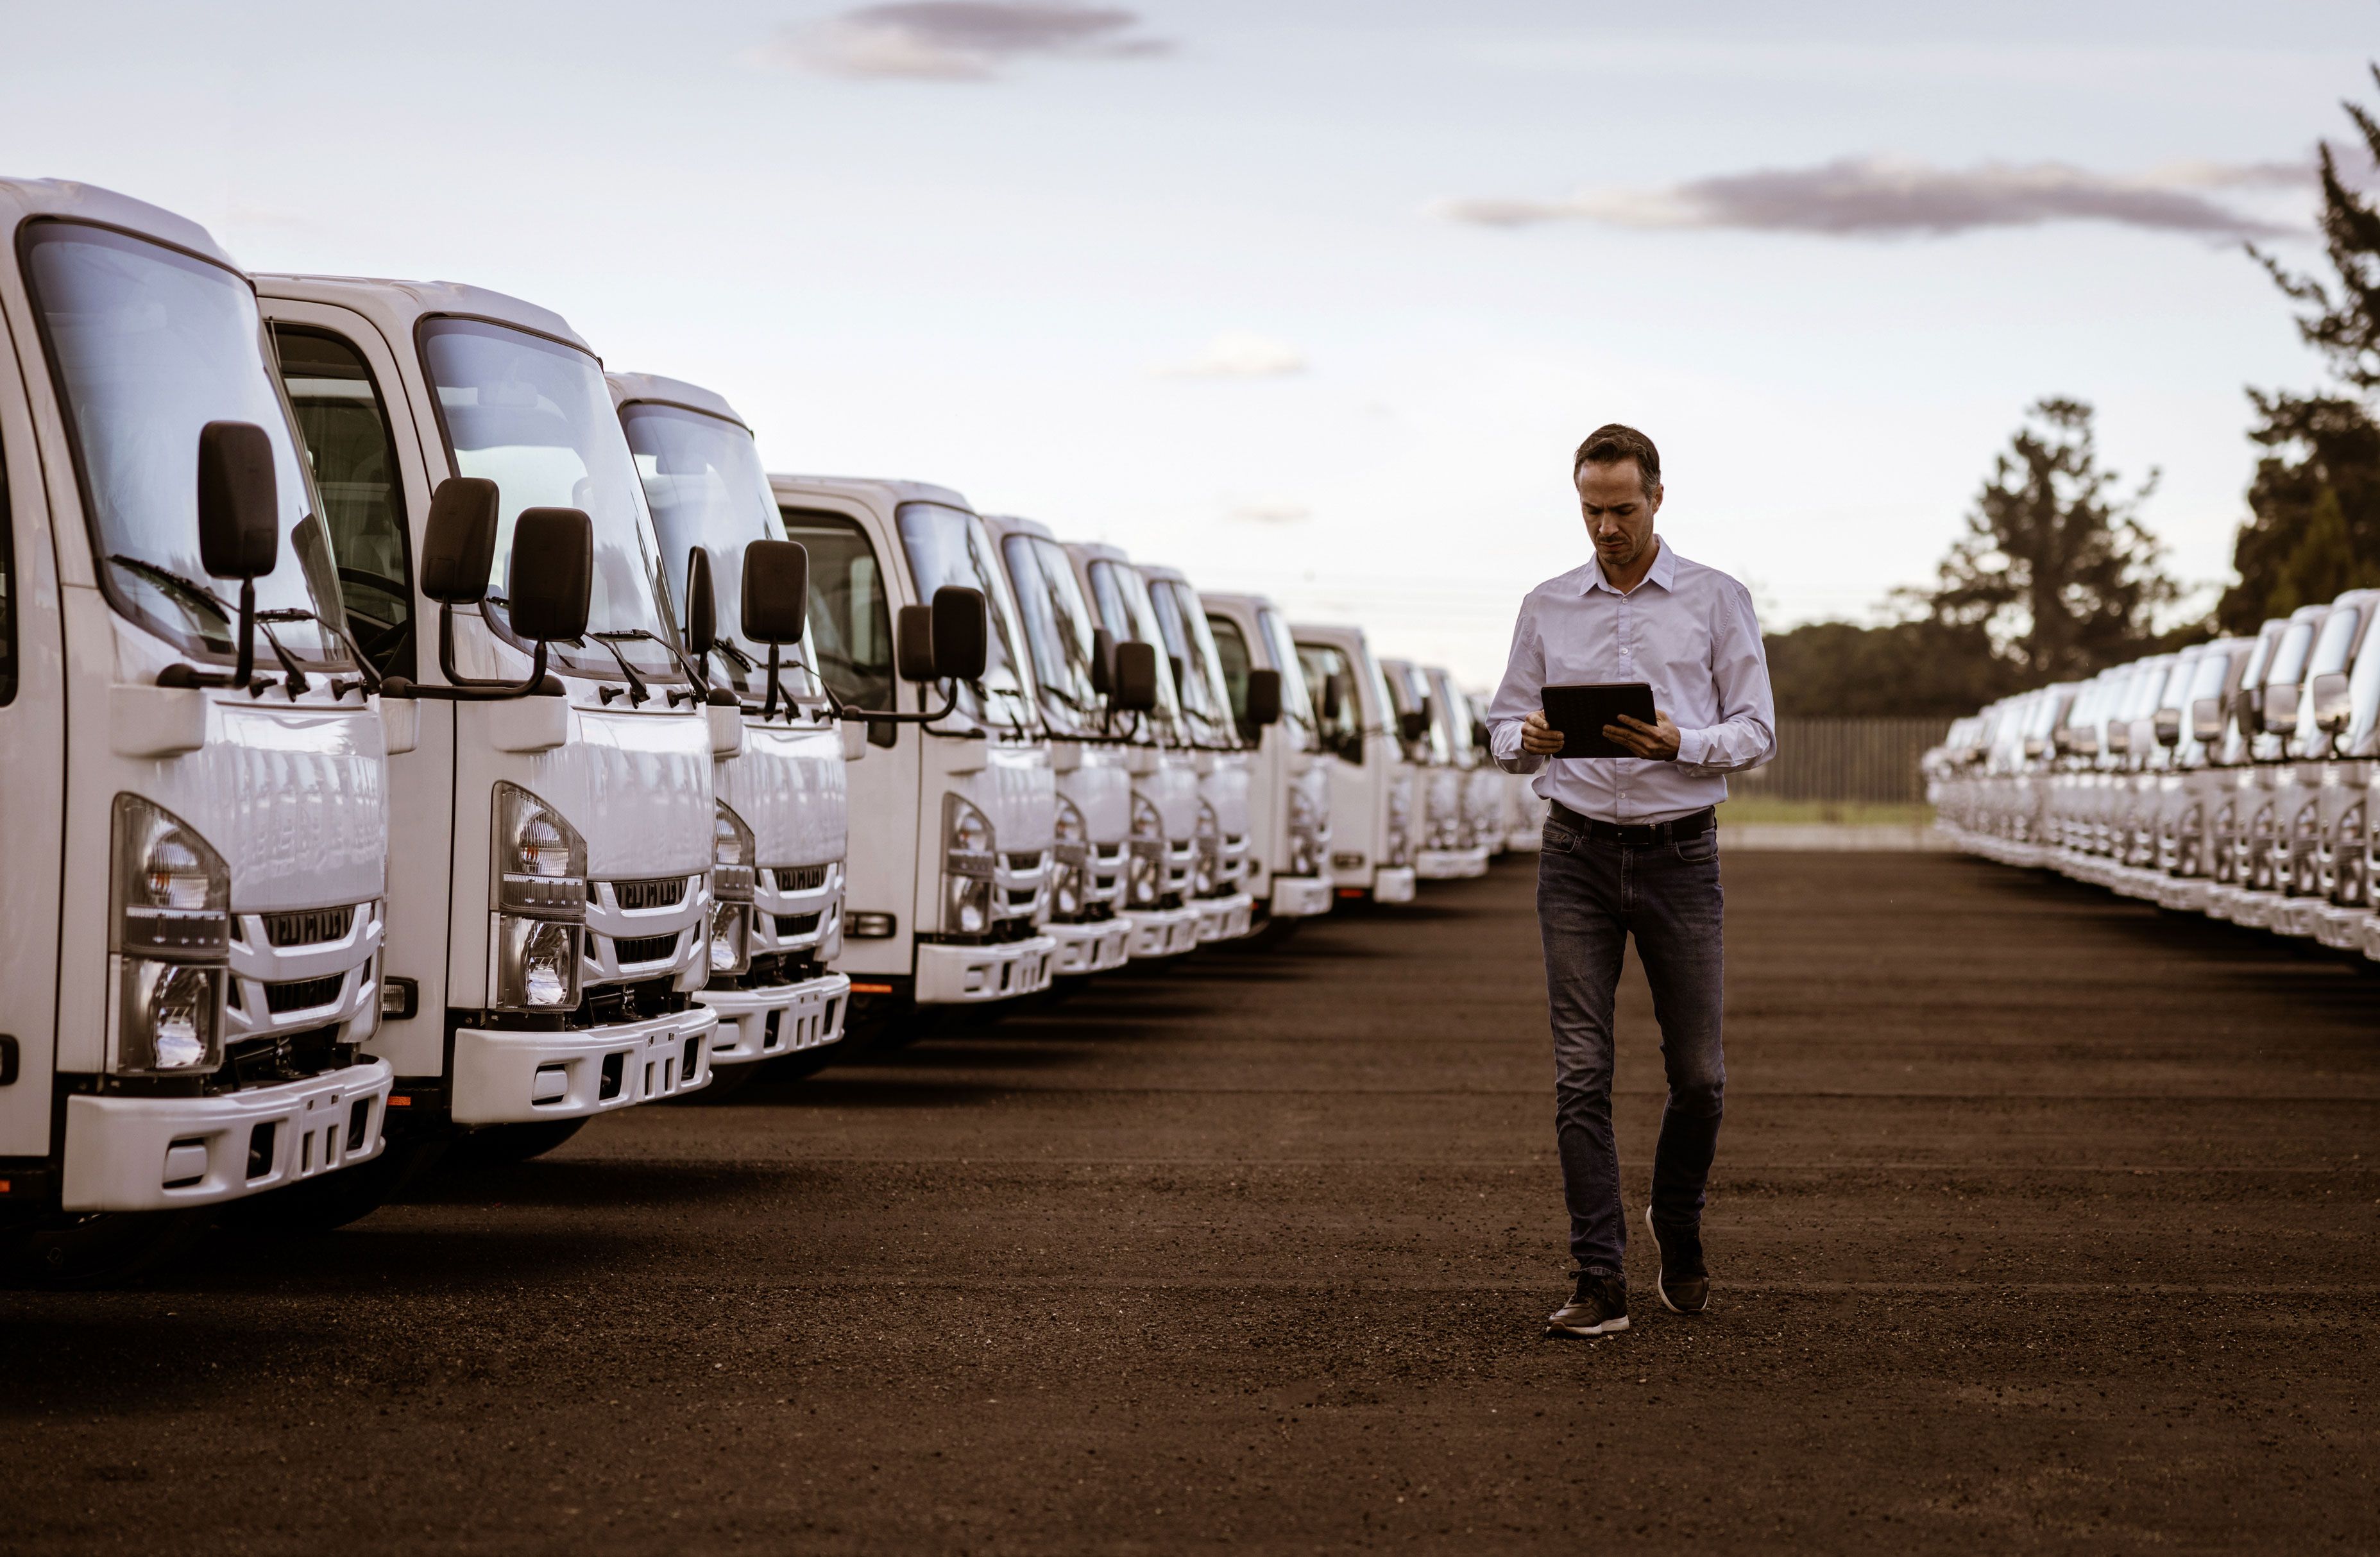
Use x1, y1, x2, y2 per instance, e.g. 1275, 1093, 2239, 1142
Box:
1472, 717, 1492, 751
196, 421, 279, 581
2154, 707, 2181, 747
1322, 672, 1345, 723
421, 477, 500, 605
196, 420, 280, 688
683, 547, 717, 661
741, 540, 808, 644
506, 507, 592, 643
1168, 653, 1187, 698
2024, 736, 2045, 760
1245, 668, 1282, 727
1398, 709, 1429, 743
896, 603, 937, 682
2313, 670, 2352, 734
2234, 686, 2265, 736
2263, 681, 2300, 737
2191, 697, 2224, 743
1112, 640, 1159, 712
1089, 626, 1116, 696
931, 586, 989, 683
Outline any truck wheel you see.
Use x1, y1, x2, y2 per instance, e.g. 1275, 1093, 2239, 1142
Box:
0, 1209, 212, 1288
450, 1118, 588, 1164
215, 1136, 445, 1236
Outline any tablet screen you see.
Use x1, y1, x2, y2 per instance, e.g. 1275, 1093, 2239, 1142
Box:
1541, 683, 1658, 758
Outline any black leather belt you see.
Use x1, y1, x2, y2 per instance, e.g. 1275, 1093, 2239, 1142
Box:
1549, 801, 1715, 846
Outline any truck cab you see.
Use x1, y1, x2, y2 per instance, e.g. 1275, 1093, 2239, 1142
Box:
772, 477, 1059, 1021
1200, 591, 1334, 923
2150, 637, 2248, 912
0, 181, 394, 1279
1292, 622, 1416, 905
2271, 590, 2380, 937
1065, 542, 1209, 958
984, 515, 1134, 978
1428, 666, 1500, 878
258, 274, 718, 1191
2230, 603, 2329, 926
609, 374, 852, 1074
1141, 564, 1259, 943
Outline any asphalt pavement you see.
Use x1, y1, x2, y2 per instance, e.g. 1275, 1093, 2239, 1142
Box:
4, 852, 2377, 1554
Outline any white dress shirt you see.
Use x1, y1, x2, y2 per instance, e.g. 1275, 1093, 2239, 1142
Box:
1486, 540, 1776, 824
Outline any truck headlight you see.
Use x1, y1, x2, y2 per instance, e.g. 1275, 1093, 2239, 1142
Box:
1126, 850, 1159, 906
943, 796, 996, 935
111, 796, 230, 1074
710, 902, 753, 974
1193, 801, 1220, 896
491, 784, 588, 1011
713, 801, 756, 903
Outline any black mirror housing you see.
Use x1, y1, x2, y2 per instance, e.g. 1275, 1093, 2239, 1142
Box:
421, 477, 500, 604
1089, 626, 1116, 697
1322, 672, 1345, 723
684, 547, 717, 660
196, 421, 279, 580
2191, 696, 2224, 744
1112, 640, 1160, 712
1245, 668, 1282, 727
1398, 709, 1429, 743
741, 539, 808, 645
896, 603, 937, 682
2313, 670, 2352, 734
506, 507, 593, 643
1472, 717, 1491, 752
931, 586, 989, 683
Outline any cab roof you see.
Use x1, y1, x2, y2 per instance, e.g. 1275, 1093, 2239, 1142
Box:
252, 273, 591, 353
769, 473, 974, 513
0, 178, 238, 271
606, 371, 747, 429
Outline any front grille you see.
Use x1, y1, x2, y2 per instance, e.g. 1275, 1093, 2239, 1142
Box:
613, 877, 687, 911
776, 864, 829, 892
263, 973, 346, 1014
775, 911, 822, 937
263, 905, 355, 947
612, 931, 681, 966
1005, 888, 1037, 908
1005, 851, 1046, 871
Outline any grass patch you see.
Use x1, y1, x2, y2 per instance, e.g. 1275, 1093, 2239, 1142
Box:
1717, 799, 1934, 827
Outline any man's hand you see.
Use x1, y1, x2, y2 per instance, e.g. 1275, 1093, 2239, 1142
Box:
1520, 709, 1565, 755
1602, 708, 1681, 760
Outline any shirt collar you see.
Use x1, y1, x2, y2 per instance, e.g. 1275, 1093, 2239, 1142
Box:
1585, 537, 1677, 597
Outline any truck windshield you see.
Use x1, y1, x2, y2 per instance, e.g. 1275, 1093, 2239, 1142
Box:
2350, 628, 2380, 753
22, 221, 348, 664
1146, 577, 1237, 749
620, 401, 821, 701
1001, 532, 1105, 736
2267, 618, 2320, 688
1254, 608, 1317, 749
895, 502, 1037, 733
1086, 558, 1186, 742
1296, 641, 1363, 764
1431, 673, 1479, 768
419, 318, 676, 676
782, 507, 893, 714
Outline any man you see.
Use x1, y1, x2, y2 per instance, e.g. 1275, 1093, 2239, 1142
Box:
1487, 423, 1775, 1338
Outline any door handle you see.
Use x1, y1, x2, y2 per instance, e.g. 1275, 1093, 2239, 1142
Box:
0, 1035, 17, 1087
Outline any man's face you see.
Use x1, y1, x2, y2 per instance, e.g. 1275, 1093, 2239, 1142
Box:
1576, 459, 1662, 573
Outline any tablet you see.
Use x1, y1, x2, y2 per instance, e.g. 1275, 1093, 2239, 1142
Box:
1542, 683, 1658, 758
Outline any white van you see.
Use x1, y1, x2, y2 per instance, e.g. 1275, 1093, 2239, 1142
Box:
1141, 564, 1259, 942
0, 182, 393, 1279
983, 515, 1135, 978
1064, 542, 1209, 958
772, 478, 1059, 1024
1292, 623, 1418, 905
609, 375, 852, 1077
258, 275, 718, 1201
1200, 591, 1334, 923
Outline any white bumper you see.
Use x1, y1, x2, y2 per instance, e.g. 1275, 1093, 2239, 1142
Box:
1269, 874, 1334, 917
2274, 896, 2327, 938
2204, 884, 2250, 923
1372, 866, 1418, 904
1192, 892, 1256, 944
451, 1005, 717, 1125
701, 971, 852, 1066
914, 935, 1058, 1004
1048, 919, 1132, 976
1415, 847, 1491, 880
1122, 905, 1202, 959
60, 1059, 394, 1212
2316, 904, 2370, 950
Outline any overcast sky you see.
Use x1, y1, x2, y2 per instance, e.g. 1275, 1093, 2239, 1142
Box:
6, 1, 2374, 681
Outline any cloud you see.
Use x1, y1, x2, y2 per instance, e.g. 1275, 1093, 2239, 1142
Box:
1438, 156, 2304, 241
1155, 331, 1307, 379
1227, 499, 1311, 525
763, 3, 1170, 81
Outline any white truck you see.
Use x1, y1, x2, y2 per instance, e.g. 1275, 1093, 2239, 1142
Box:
257, 275, 718, 1204
1292, 623, 1417, 905
1430, 668, 1508, 865
1200, 591, 1335, 924
1381, 656, 1484, 881
984, 515, 1135, 978
0, 181, 393, 1280
609, 374, 852, 1081
2269, 590, 2380, 937
770, 477, 1058, 1030
1065, 542, 1210, 958
1142, 565, 1259, 942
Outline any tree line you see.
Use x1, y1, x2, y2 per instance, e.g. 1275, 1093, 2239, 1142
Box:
1767, 69, 2380, 719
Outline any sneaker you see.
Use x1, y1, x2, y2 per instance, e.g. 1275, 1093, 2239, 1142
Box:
1645, 1204, 1709, 1315
1544, 1270, 1628, 1337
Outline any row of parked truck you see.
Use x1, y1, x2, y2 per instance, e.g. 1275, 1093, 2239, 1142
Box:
0, 178, 1548, 1282
1926, 583, 2380, 951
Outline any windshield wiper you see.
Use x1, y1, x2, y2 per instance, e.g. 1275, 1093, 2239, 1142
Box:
585, 629, 659, 706
257, 608, 383, 699
108, 555, 230, 620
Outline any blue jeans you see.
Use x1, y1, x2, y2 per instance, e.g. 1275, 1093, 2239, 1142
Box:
1536, 815, 1726, 1274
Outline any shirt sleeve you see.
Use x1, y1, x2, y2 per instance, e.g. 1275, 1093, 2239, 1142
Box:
1486, 595, 1546, 774
1672, 581, 1777, 775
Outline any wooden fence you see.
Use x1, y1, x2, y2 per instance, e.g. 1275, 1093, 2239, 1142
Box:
1731, 717, 1952, 805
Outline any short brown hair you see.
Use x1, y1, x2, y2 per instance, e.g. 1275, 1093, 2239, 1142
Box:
1573, 423, 1661, 497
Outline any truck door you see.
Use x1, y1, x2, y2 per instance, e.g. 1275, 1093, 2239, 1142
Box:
0, 313, 65, 1161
